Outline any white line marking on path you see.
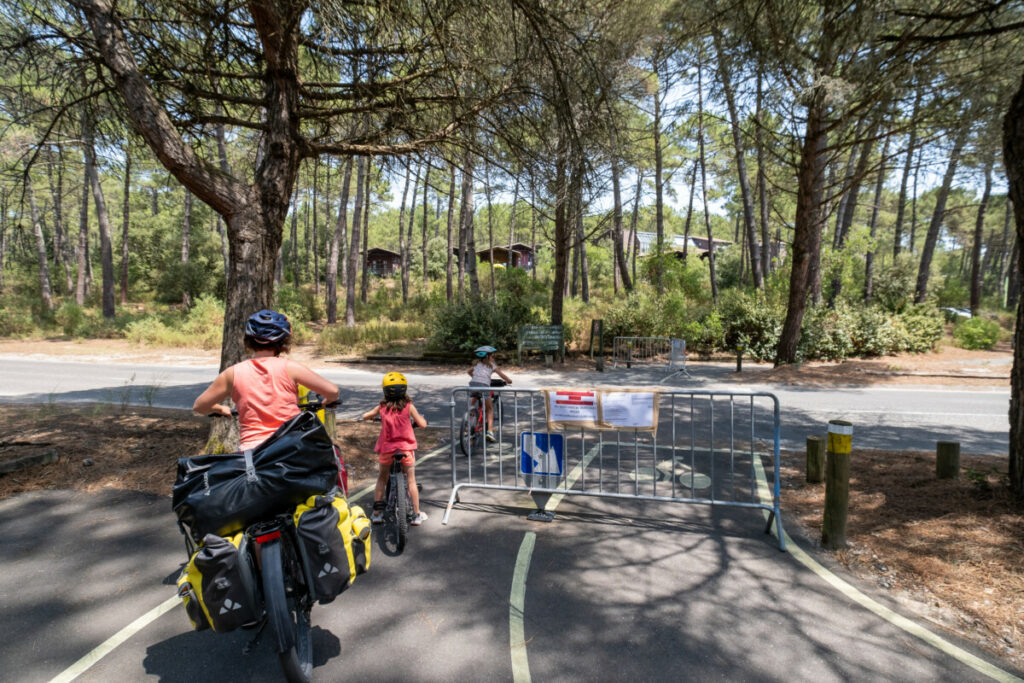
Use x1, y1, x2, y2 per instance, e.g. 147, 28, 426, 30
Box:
508, 442, 603, 683
510, 532, 536, 683
751, 455, 1022, 683
48, 442, 451, 683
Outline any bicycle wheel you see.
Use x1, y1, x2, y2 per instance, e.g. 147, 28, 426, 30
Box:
459, 407, 481, 456
260, 539, 313, 683
389, 472, 408, 552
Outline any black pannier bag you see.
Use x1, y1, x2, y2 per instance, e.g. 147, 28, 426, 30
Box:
172, 411, 338, 543
176, 532, 260, 632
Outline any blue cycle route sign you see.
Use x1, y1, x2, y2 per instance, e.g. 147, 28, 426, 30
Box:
520, 432, 564, 476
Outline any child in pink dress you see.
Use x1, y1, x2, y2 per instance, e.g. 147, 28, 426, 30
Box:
361, 372, 428, 525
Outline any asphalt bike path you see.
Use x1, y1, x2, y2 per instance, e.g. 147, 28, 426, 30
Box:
3, 443, 1021, 681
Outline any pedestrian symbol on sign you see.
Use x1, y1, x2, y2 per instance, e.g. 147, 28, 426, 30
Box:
520, 432, 564, 476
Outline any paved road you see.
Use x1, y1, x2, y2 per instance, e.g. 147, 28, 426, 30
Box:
1, 457, 1017, 682
0, 354, 1018, 681
0, 355, 1010, 454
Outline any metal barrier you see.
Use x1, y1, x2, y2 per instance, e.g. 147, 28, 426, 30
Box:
445, 386, 785, 550
612, 336, 671, 369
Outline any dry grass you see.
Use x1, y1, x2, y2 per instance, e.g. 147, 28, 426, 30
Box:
780, 448, 1024, 668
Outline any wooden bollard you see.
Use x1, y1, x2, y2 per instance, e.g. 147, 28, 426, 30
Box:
806, 435, 825, 483
936, 441, 960, 480
821, 420, 853, 550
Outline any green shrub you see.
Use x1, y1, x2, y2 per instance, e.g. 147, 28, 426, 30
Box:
155, 261, 213, 304
850, 307, 899, 357
55, 302, 85, 336
719, 291, 782, 361
897, 306, 944, 352
953, 317, 1001, 350
799, 305, 855, 361
0, 304, 37, 337
276, 284, 324, 323
125, 295, 224, 348
871, 255, 917, 313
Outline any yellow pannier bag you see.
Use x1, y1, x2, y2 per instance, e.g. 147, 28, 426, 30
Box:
176, 531, 259, 632
293, 491, 371, 604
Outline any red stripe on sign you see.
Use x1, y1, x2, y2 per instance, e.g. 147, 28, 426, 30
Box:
556, 392, 594, 399
555, 400, 593, 405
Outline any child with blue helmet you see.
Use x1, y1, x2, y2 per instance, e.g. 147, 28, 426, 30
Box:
467, 345, 512, 441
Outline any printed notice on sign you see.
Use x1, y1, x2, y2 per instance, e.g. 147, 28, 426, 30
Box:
543, 389, 600, 430
600, 391, 657, 430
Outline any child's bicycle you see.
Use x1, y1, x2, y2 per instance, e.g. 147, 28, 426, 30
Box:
380, 450, 413, 553
459, 378, 507, 456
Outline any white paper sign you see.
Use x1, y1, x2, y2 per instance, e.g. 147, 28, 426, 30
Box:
601, 391, 656, 429
547, 390, 599, 424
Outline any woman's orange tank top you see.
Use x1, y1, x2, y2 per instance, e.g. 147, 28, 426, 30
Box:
231, 356, 300, 450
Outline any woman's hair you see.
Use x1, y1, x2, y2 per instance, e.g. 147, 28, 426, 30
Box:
379, 395, 411, 412
244, 334, 291, 356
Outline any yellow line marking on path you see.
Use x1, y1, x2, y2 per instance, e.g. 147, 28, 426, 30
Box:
510, 532, 536, 683
752, 455, 1021, 683
48, 441, 452, 682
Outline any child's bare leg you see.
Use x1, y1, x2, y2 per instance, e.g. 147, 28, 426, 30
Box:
485, 397, 494, 430
374, 462, 389, 503
403, 462, 420, 514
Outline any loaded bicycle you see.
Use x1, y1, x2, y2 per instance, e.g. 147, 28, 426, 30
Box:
174, 395, 370, 683
459, 378, 508, 456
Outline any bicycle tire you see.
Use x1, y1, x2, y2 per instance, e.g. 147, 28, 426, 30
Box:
459, 407, 480, 456
390, 472, 408, 552
260, 539, 313, 683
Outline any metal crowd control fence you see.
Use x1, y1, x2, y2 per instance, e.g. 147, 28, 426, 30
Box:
445, 386, 785, 550
612, 336, 671, 369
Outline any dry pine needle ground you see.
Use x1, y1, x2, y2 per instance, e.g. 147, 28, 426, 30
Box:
780, 448, 1024, 669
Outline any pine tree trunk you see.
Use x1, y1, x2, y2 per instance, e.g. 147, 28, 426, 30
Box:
864, 135, 890, 303
829, 131, 876, 307
970, 160, 994, 314
577, 186, 589, 302
83, 118, 116, 318
404, 161, 419, 302
346, 156, 365, 327
461, 153, 479, 296
120, 151, 130, 304
445, 162, 456, 301
697, 55, 718, 303
610, 150, 631, 291
630, 171, 642, 282
715, 32, 762, 288
0, 193, 7, 295
46, 155, 69, 295
653, 60, 665, 294
893, 92, 921, 258
326, 158, 352, 324
550, 141, 570, 325
756, 67, 771, 276
360, 161, 371, 304
530, 177, 537, 281
291, 184, 300, 287
1005, 69, 1024, 497
25, 179, 54, 312
915, 131, 967, 304
396, 161, 413, 303
76, 127, 90, 306
485, 165, 495, 300
182, 187, 192, 308
312, 160, 320, 297
683, 161, 696, 259
422, 160, 431, 286
777, 101, 827, 365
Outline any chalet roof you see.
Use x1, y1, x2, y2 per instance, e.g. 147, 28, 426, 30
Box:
366, 247, 400, 257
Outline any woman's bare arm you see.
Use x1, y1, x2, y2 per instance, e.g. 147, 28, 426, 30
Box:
193, 367, 234, 416
287, 361, 340, 403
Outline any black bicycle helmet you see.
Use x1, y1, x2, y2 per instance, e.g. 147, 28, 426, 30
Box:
245, 309, 292, 343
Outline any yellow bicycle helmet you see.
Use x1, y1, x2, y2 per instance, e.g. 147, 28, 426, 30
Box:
382, 371, 407, 401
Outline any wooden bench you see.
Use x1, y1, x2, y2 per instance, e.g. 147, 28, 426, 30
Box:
517, 325, 565, 364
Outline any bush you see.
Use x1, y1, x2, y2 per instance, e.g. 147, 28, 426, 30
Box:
276, 284, 324, 323
0, 304, 37, 337
125, 295, 224, 349
55, 302, 85, 337
155, 261, 213, 304
897, 306, 944, 352
719, 291, 782, 361
799, 306, 855, 361
871, 255, 917, 313
850, 307, 900, 357
953, 317, 1001, 350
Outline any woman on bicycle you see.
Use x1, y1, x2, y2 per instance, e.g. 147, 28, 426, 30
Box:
193, 309, 339, 451
361, 372, 428, 526
467, 345, 512, 442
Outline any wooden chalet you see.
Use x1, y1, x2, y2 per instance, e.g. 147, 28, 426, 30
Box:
477, 243, 535, 270
366, 247, 402, 277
